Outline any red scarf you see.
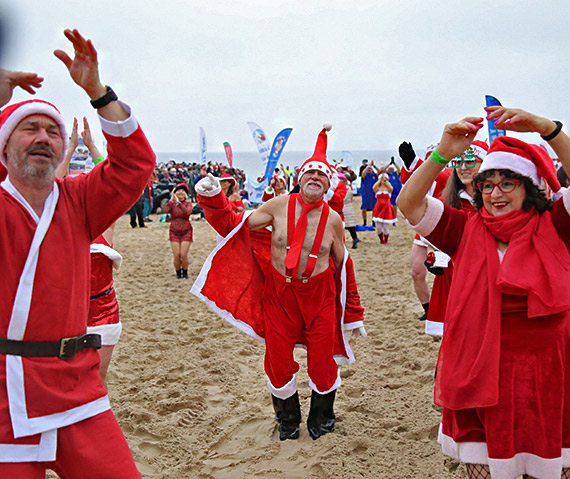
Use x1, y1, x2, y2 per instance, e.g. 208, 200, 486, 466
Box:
435, 207, 570, 410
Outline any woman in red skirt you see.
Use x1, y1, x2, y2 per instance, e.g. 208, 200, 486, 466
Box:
398, 105, 570, 479
372, 171, 397, 244
164, 183, 193, 279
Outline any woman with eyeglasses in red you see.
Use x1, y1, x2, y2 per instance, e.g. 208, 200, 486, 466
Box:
397, 106, 570, 479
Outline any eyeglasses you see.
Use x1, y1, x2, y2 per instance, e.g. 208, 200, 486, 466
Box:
451, 158, 477, 169
477, 178, 522, 195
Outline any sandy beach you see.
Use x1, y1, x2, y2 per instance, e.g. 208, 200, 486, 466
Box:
99, 199, 466, 479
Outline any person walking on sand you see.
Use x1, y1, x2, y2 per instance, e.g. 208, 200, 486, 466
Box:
192, 124, 365, 441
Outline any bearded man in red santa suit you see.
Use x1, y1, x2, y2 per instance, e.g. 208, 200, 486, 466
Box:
193, 123, 365, 441
0, 29, 155, 477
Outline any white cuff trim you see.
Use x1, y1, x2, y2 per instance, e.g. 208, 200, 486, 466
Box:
403, 157, 420, 173
410, 196, 444, 237
87, 322, 122, 346
309, 369, 341, 395
98, 101, 138, 138
267, 375, 297, 399
425, 320, 443, 336
343, 320, 364, 331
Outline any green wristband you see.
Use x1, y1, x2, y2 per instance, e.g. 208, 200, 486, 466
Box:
430, 149, 450, 166
93, 156, 105, 165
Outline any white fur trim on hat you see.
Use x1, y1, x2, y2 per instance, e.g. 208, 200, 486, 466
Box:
298, 161, 334, 184
479, 151, 541, 188
0, 101, 68, 166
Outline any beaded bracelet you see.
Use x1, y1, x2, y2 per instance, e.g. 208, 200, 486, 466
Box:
430, 149, 450, 166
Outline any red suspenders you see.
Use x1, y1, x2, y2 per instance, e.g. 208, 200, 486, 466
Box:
285, 193, 330, 283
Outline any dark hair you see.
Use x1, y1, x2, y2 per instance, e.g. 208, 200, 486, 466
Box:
441, 169, 466, 209
472, 169, 552, 213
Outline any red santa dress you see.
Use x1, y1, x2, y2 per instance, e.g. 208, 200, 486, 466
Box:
413, 193, 570, 478
87, 234, 122, 346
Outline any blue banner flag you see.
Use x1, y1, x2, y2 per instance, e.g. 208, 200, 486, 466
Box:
263, 128, 293, 182
485, 95, 506, 144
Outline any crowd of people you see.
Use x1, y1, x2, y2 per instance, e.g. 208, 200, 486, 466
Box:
3, 27, 570, 479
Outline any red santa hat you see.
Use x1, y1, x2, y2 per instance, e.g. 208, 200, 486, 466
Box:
469, 140, 489, 161
480, 136, 561, 194
0, 99, 69, 166
219, 173, 237, 185
298, 123, 334, 186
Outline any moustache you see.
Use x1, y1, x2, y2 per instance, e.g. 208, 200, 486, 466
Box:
26, 144, 55, 157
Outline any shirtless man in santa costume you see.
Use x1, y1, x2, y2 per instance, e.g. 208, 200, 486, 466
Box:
0, 29, 155, 477
192, 124, 365, 441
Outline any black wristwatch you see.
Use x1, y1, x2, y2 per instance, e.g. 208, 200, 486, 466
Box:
90, 86, 118, 109
540, 120, 563, 141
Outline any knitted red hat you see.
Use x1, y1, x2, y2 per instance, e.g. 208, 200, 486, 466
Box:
298, 123, 334, 185
480, 136, 561, 193
0, 99, 68, 166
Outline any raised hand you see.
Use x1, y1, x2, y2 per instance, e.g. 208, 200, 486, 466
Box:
53, 29, 106, 100
485, 105, 556, 137
0, 69, 44, 108
398, 141, 416, 169
437, 117, 484, 161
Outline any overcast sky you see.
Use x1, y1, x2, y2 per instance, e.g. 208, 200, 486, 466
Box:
3, 0, 570, 156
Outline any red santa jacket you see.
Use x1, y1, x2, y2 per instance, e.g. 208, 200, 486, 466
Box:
0, 113, 155, 460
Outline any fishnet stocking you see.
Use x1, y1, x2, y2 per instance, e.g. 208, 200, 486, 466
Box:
466, 463, 491, 479
562, 467, 570, 479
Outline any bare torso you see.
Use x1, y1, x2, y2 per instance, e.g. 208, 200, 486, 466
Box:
248, 194, 345, 278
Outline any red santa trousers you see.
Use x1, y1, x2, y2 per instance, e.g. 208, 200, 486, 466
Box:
0, 410, 139, 479
263, 264, 338, 394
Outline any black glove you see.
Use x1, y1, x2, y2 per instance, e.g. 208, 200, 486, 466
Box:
424, 252, 445, 276
398, 141, 416, 169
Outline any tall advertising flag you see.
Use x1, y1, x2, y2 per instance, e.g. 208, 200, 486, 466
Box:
263, 128, 293, 182
199, 127, 207, 164
485, 95, 506, 144
247, 122, 271, 171
223, 142, 233, 167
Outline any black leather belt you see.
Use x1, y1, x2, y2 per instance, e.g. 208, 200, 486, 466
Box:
90, 286, 113, 300
0, 334, 101, 360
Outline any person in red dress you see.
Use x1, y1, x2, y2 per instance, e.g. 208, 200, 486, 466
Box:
164, 183, 193, 279
372, 170, 396, 244
398, 105, 570, 479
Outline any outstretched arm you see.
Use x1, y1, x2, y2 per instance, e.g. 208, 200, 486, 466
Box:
397, 116, 483, 225
0, 69, 43, 108
54, 29, 127, 122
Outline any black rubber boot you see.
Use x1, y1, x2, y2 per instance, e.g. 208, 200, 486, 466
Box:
181, 269, 188, 279
271, 393, 301, 441
307, 390, 336, 440
176, 269, 182, 279
418, 302, 429, 321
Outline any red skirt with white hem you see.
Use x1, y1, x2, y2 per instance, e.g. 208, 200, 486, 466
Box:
439, 298, 570, 479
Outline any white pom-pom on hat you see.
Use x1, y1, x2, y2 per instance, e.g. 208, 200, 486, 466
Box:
323, 122, 332, 131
